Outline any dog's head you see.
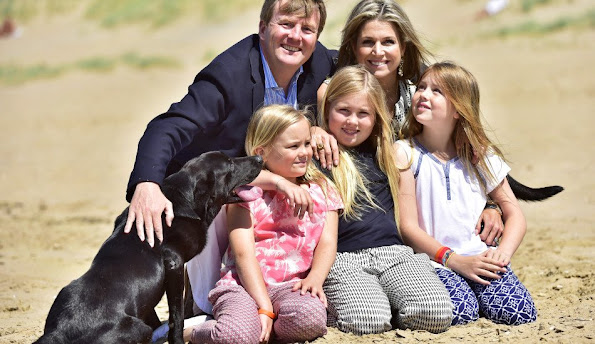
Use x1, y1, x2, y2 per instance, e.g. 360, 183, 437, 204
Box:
162, 151, 263, 222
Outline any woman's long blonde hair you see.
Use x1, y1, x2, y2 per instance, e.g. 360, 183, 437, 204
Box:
400, 61, 505, 187
245, 104, 334, 189
318, 65, 400, 222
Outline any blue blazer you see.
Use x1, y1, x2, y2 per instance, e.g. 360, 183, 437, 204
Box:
126, 34, 337, 201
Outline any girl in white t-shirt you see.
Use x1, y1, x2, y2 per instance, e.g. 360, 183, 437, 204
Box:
395, 62, 537, 326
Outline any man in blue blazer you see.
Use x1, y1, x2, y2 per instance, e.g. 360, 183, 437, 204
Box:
124, 0, 336, 245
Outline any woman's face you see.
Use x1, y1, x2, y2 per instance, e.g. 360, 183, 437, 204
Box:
327, 90, 376, 147
354, 20, 405, 85
260, 118, 312, 182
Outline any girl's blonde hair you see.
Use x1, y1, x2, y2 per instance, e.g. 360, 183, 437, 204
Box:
400, 61, 505, 187
337, 0, 432, 82
245, 104, 334, 188
319, 65, 400, 222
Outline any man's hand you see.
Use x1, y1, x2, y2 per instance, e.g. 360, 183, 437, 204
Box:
124, 182, 174, 247
476, 207, 504, 246
310, 126, 339, 170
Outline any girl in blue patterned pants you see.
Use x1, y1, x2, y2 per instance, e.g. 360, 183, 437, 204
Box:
396, 62, 537, 326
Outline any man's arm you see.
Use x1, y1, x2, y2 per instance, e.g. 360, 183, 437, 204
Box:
124, 58, 236, 244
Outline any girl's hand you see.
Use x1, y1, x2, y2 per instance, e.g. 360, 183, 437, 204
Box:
258, 313, 274, 343
484, 248, 511, 266
292, 278, 327, 307
275, 178, 313, 219
475, 207, 504, 246
310, 126, 339, 170
447, 251, 507, 285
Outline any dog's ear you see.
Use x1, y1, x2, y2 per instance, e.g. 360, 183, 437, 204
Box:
162, 173, 202, 221
173, 198, 202, 221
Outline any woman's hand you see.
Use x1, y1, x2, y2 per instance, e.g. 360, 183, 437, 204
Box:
275, 178, 313, 219
476, 207, 504, 246
292, 276, 327, 307
447, 251, 507, 285
258, 312, 274, 343
310, 126, 339, 170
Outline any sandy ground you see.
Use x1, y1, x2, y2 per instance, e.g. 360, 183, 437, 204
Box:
0, 0, 593, 343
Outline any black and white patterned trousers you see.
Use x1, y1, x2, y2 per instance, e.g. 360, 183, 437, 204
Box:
323, 245, 454, 335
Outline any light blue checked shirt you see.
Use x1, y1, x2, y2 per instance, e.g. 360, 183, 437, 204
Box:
260, 47, 303, 108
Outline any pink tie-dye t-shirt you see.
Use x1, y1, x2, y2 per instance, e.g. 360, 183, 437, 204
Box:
217, 182, 343, 287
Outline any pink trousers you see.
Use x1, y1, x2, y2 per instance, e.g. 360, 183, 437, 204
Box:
189, 282, 327, 344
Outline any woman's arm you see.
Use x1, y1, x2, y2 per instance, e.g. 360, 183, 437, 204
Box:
485, 177, 527, 265
226, 204, 273, 342
395, 143, 506, 285
292, 210, 339, 307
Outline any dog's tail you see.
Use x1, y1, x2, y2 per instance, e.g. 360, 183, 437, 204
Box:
507, 175, 564, 202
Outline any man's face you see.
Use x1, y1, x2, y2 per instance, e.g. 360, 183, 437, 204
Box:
259, 1, 320, 78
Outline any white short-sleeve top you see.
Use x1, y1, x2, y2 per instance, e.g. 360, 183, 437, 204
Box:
396, 138, 510, 256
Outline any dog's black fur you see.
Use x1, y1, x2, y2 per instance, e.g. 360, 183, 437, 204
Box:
34, 152, 263, 344
507, 175, 563, 201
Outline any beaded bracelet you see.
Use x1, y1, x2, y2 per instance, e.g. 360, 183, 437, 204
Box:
442, 249, 454, 267
258, 308, 277, 320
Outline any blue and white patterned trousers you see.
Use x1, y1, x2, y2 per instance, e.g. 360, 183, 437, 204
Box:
435, 266, 537, 326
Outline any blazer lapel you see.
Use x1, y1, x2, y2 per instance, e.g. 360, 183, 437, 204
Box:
250, 39, 265, 111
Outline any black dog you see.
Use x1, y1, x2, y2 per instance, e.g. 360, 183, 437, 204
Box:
34, 152, 263, 344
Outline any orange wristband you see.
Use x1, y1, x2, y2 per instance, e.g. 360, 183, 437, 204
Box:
258, 308, 276, 320
434, 246, 450, 263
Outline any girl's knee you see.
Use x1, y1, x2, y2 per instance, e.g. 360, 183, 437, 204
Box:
477, 269, 538, 325
397, 302, 453, 333
207, 316, 261, 344
275, 297, 327, 342
451, 299, 479, 325
482, 297, 537, 325
450, 288, 480, 326
335, 313, 392, 335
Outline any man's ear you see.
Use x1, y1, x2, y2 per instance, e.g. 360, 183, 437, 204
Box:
258, 20, 267, 40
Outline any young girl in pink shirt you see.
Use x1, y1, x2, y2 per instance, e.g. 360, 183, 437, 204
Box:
185, 104, 342, 344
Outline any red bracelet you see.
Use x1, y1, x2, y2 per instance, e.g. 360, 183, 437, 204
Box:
258, 308, 277, 320
434, 246, 450, 263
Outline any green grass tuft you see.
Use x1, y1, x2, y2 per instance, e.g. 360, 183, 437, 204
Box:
521, 0, 553, 13
76, 57, 117, 72
120, 52, 180, 69
0, 63, 66, 84
0, 54, 180, 85
1, 0, 258, 27
489, 9, 595, 37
